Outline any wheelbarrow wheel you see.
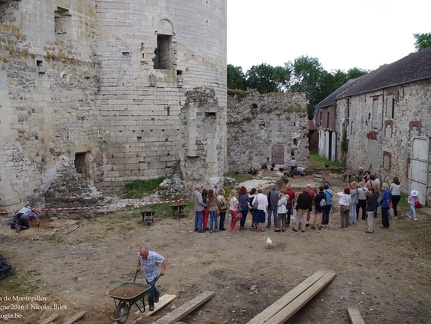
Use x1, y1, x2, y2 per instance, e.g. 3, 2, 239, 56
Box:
113, 301, 130, 324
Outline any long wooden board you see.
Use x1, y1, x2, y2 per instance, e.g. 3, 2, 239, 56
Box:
247, 270, 336, 324
268, 271, 336, 323
143, 294, 176, 316
348, 307, 366, 324
247, 270, 327, 323
152, 291, 215, 324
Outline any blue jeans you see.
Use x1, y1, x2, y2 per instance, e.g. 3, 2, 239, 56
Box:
408, 203, 416, 218
209, 210, 218, 230
146, 277, 159, 307
267, 208, 278, 226
194, 211, 203, 231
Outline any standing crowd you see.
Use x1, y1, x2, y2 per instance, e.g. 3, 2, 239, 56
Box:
192, 168, 421, 234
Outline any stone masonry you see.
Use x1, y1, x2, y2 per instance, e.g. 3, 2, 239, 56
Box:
227, 90, 310, 173
336, 80, 431, 203
0, 0, 227, 211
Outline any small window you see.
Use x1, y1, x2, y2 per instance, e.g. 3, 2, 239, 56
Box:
54, 7, 71, 39
153, 34, 172, 69
205, 112, 216, 119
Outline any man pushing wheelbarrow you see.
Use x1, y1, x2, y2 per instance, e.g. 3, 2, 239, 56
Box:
136, 245, 167, 311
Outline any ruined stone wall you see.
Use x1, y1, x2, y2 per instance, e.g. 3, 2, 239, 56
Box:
227, 91, 310, 172
0, 1, 101, 209
338, 80, 431, 200
96, 0, 228, 190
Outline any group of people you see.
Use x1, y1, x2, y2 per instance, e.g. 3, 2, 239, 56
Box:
338, 169, 421, 233
193, 169, 422, 236
193, 182, 336, 234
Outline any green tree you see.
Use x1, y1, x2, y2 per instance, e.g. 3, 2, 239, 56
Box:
245, 63, 290, 94
414, 33, 431, 51
287, 55, 368, 119
286, 56, 328, 119
227, 64, 247, 90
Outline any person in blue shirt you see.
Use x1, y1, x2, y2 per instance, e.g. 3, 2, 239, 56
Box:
380, 183, 392, 228
322, 184, 333, 227
137, 245, 167, 311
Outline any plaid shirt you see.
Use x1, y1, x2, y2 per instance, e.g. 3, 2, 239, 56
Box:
138, 251, 164, 282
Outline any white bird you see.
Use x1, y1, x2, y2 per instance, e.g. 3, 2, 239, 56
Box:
266, 236, 272, 247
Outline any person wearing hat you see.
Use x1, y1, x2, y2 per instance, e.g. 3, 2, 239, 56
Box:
407, 190, 420, 221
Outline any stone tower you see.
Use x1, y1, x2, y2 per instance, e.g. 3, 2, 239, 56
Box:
96, 0, 228, 190
0, 0, 227, 210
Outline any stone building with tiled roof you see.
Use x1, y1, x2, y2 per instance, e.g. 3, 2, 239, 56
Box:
315, 46, 431, 205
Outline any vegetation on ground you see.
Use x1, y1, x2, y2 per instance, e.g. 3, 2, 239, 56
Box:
122, 176, 166, 198
309, 152, 343, 170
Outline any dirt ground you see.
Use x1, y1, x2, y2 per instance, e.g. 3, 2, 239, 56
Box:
1, 171, 431, 324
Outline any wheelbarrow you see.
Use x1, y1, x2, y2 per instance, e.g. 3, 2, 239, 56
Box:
108, 271, 161, 323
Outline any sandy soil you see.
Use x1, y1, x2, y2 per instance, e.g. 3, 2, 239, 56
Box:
1, 171, 431, 324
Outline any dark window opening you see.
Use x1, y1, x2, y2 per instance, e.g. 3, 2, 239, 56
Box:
36, 60, 43, 67
293, 138, 298, 146
391, 98, 395, 119
153, 34, 172, 69
177, 70, 183, 76
205, 112, 216, 118
75, 152, 88, 177
54, 7, 71, 39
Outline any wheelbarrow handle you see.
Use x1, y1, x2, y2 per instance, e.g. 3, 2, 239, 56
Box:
133, 269, 139, 282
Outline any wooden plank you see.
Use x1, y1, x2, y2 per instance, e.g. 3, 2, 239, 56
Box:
39, 314, 59, 324
62, 310, 86, 324
152, 291, 215, 324
348, 307, 366, 324
267, 271, 337, 324
246, 270, 327, 324
143, 294, 176, 316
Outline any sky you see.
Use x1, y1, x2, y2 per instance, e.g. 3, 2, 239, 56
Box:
227, 0, 431, 73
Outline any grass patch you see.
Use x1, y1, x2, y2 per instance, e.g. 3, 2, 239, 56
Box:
397, 193, 409, 208
122, 176, 166, 198
310, 152, 343, 170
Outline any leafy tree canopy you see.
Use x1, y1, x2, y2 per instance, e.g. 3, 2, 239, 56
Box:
414, 33, 431, 51
227, 64, 247, 90
227, 58, 368, 119
246, 63, 290, 94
